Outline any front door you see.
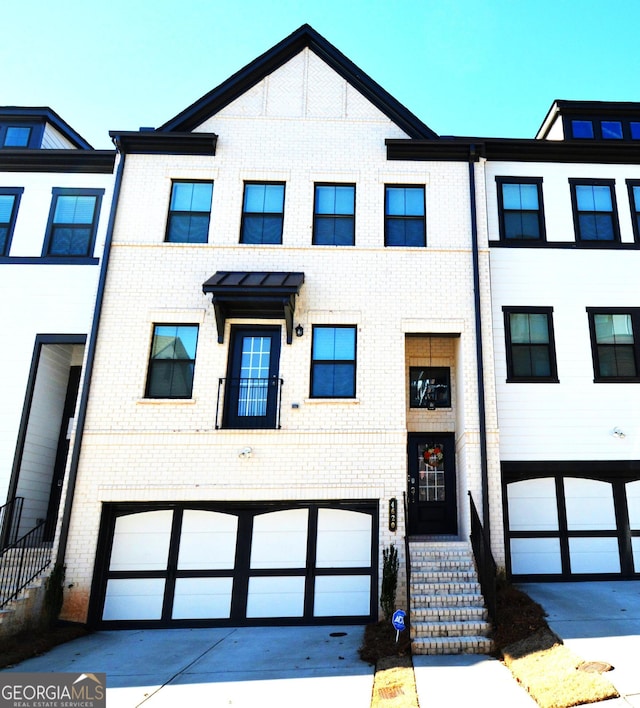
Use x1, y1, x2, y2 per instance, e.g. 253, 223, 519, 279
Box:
407, 433, 457, 535
224, 326, 281, 429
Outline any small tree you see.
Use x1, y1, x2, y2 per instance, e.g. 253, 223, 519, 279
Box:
380, 544, 399, 621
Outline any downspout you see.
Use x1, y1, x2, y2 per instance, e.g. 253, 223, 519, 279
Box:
468, 145, 491, 538
56, 144, 126, 566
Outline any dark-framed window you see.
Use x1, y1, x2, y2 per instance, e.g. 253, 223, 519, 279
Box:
571, 120, 594, 139
313, 183, 355, 246
626, 179, 640, 242
43, 188, 103, 257
240, 182, 285, 244
569, 179, 620, 243
384, 185, 425, 247
2, 126, 32, 147
145, 324, 199, 398
310, 325, 356, 398
496, 177, 545, 241
601, 120, 623, 140
587, 309, 639, 382
503, 307, 558, 382
165, 181, 213, 243
0, 187, 24, 256
409, 367, 451, 408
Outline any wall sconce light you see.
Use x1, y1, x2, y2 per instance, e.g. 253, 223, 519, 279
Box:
426, 399, 437, 411
295, 324, 304, 337
611, 427, 626, 439
238, 446, 253, 459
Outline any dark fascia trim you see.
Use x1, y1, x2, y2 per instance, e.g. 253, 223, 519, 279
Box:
386, 137, 640, 164
158, 25, 436, 140
110, 131, 217, 156
0, 256, 99, 265
502, 459, 640, 481
0, 149, 115, 173
0, 107, 93, 149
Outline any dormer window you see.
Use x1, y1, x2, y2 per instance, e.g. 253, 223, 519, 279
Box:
0, 123, 37, 148
571, 120, 594, 139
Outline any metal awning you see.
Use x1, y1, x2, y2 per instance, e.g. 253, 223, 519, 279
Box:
202, 271, 305, 344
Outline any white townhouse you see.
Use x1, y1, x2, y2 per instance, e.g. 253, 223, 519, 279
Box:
59, 26, 500, 651
0, 108, 116, 560
484, 101, 640, 581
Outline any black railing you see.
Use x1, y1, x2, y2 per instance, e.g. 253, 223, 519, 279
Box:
0, 518, 53, 609
0, 496, 24, 551
403, 491, 411, 625
468, 491, 497, 622
215, 377, 283, 429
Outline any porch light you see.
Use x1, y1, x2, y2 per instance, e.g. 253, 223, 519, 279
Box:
295, 324, 304, 337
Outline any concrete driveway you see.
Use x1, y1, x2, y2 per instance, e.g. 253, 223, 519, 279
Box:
1, 625, 374, 707
521, 581, 640, 707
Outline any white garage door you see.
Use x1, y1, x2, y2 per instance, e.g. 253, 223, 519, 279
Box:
92, 501, 377, 627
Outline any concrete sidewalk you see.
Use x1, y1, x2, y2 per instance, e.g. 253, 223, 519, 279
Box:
521, 581, 640, 707
1, 625, 374, 707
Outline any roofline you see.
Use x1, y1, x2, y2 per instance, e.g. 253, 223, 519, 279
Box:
386, 136, 640, 164
109, 131, 218, 155
0, 107, 94, 149
536, 100, 640, 140
0, 149, 116, 173
158, 24, 437, 140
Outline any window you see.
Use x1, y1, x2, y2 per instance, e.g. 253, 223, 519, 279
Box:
503, 307, 558, 382
310, 326, 356, 397
43, 188, 103, 257
165, 181, 213, 243
240, 182, 285, 244
631, 122, 640, 140
570, 180, 619, 243
571, 120, 594, 139
626, 180, 640, 242
496, 178, 545, 241
601, 121, 623, 140
588, 309, 639, 381
2, 126, 32, 147
313, 184, 355, 245
145, 325, 198, 398
385, 186, 425, 247
0, 188, 23, 256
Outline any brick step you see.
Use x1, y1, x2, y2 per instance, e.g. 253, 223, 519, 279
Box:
410, 592, 485, 608
411, 620, 493, 639
411, 605, 489, 621
410, 546, 472, 557
411, 570, 477, 582
412, 635, 494, 655
410, 581, 481, 594
410, 558, 476, 570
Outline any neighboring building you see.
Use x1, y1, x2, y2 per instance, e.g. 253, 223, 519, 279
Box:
59, 25, 500, 634
0, 108, 116, 549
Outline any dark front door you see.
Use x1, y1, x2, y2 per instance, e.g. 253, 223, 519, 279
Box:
407, 433, 457, 535
224, 326, 281, 429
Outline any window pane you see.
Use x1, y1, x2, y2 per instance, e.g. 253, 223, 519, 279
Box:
0, 194, 15, 222
314, 217, 354, 245
528, 314, 550, 343
578, 213, 614, 241
512, 346, 551, 377
167, 214, 209, 243
312, 363, 355, 397
313, 327, 355, 360
631, 122, 640, 139
572, 120, 594, 138
403, 188, 425, 216
245, 183, 284, 213
53, 195, 97, 224
4, 126, 31, 147
504, 212, 540, 240
503, 183, 538, 211
598, 345, 637, 377
386, 218, 424, 247
592, 186, 613, 211
601, 121, 623, 139
386, 187, 424, 216
595, 314, 633, 344
263, 184, 284, 212
633, 186, 640, 211
0, 226, 7, 254
171, 182, 212, 212
49, 227, 91, 256
334, 186, 355, 214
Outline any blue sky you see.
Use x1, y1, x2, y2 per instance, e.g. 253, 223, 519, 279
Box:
3, 0, 640, 149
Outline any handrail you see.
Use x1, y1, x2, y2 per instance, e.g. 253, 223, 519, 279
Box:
0, 496, 24, 551
402, 491, 411, 626
468, 491, 497, 621
215, 377, 284, 429
0, 518, 53, 608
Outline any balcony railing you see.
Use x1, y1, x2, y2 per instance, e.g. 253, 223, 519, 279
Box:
216, 377, 283, 429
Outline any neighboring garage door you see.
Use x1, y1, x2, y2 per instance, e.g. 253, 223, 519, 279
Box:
503, 462, 640, 580
89, 501, 378, 628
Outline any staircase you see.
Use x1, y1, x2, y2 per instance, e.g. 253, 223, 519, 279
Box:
409, 539, 494, 655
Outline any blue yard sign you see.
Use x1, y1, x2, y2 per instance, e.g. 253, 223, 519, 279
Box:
392, 609, 406, 642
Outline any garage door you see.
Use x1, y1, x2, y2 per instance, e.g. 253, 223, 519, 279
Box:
504, 462, 640, 580
89, 501, 377, 628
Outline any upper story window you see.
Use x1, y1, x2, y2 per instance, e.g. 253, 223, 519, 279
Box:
569, 117, 640, 141
310, 325, 356, 398
43, 188, 103, 257
0, 188, 23, 256
240, 182, 285, 244
2, 126, 32, 147
587, 309, 639, 381
385, 185, 425, 247
626, 180, 640, 243
313, 184, 355, 246
503, 307, 558, 383
569, 180, 620, 243
601, 121, 623, 140
145, 324, 199, 398
571, 120, 594, 139
496, 178, 545, 242
165, 181, 213, 243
